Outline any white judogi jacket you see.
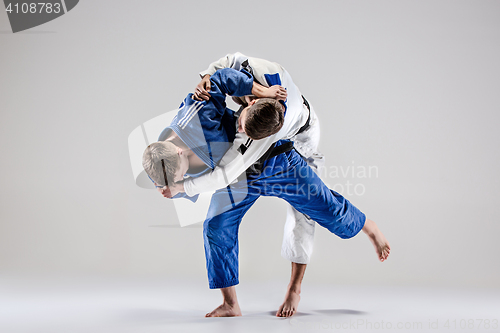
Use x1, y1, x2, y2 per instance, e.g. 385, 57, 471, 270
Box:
183, 52, 310, 197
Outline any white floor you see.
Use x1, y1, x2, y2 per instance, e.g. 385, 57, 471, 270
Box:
1, 276, 499, 333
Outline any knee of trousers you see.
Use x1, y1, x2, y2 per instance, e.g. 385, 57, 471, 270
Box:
203, 214, 240, 263
324, 209, 366, 239
203, 216, 238, 250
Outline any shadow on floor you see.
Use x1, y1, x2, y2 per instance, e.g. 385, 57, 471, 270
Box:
261, 310, 312, 317
313, 309, 368, 316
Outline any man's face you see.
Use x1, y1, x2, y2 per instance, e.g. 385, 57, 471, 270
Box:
174, 148, 189, 182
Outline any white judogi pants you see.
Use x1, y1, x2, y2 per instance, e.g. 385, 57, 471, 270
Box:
281, 102, 325, 264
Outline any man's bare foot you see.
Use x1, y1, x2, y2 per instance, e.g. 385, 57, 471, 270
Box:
205, 302, 242, 317
362, 219, 391, 262
276, 288, 301, 317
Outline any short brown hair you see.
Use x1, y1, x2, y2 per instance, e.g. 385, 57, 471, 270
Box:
142, 141, 180, 186
244, 98, 284, 140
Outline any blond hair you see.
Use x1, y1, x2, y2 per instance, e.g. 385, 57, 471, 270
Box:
142, 141, 180, 186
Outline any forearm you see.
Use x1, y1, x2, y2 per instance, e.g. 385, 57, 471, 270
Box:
184, 167, 233, 196
211, 68, 254, 98
251, 81, 267, 98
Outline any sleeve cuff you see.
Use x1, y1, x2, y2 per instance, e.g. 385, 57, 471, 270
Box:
183, 179, 195, 197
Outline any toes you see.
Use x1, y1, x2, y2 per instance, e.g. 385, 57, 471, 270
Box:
379, 248, 390, 261
206, 310, 219, 318
276, 305, 283, 317
276, 305, 284, 317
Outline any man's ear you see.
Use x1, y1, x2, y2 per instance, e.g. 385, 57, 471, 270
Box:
248, 99, 257, 106
177, 147, 183, 156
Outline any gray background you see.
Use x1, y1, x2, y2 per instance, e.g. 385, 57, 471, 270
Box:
1, 0, 499, 290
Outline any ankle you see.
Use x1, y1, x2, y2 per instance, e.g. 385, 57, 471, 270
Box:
223, 299, 239, 307
362, 219, 375, 235
287, 284, 301, 295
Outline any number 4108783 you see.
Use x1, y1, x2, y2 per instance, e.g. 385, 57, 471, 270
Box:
5, 3, 62, 14
444, 319, 498, 330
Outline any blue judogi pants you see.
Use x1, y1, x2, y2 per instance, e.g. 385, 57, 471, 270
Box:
203, 143, 366, 289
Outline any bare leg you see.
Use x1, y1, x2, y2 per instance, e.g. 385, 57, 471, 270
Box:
205, 286, 242, 317
276, 262, 306, 317
362, 219, 391, 262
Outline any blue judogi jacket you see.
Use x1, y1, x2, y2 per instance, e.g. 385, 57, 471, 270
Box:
156, 68, 254, 201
